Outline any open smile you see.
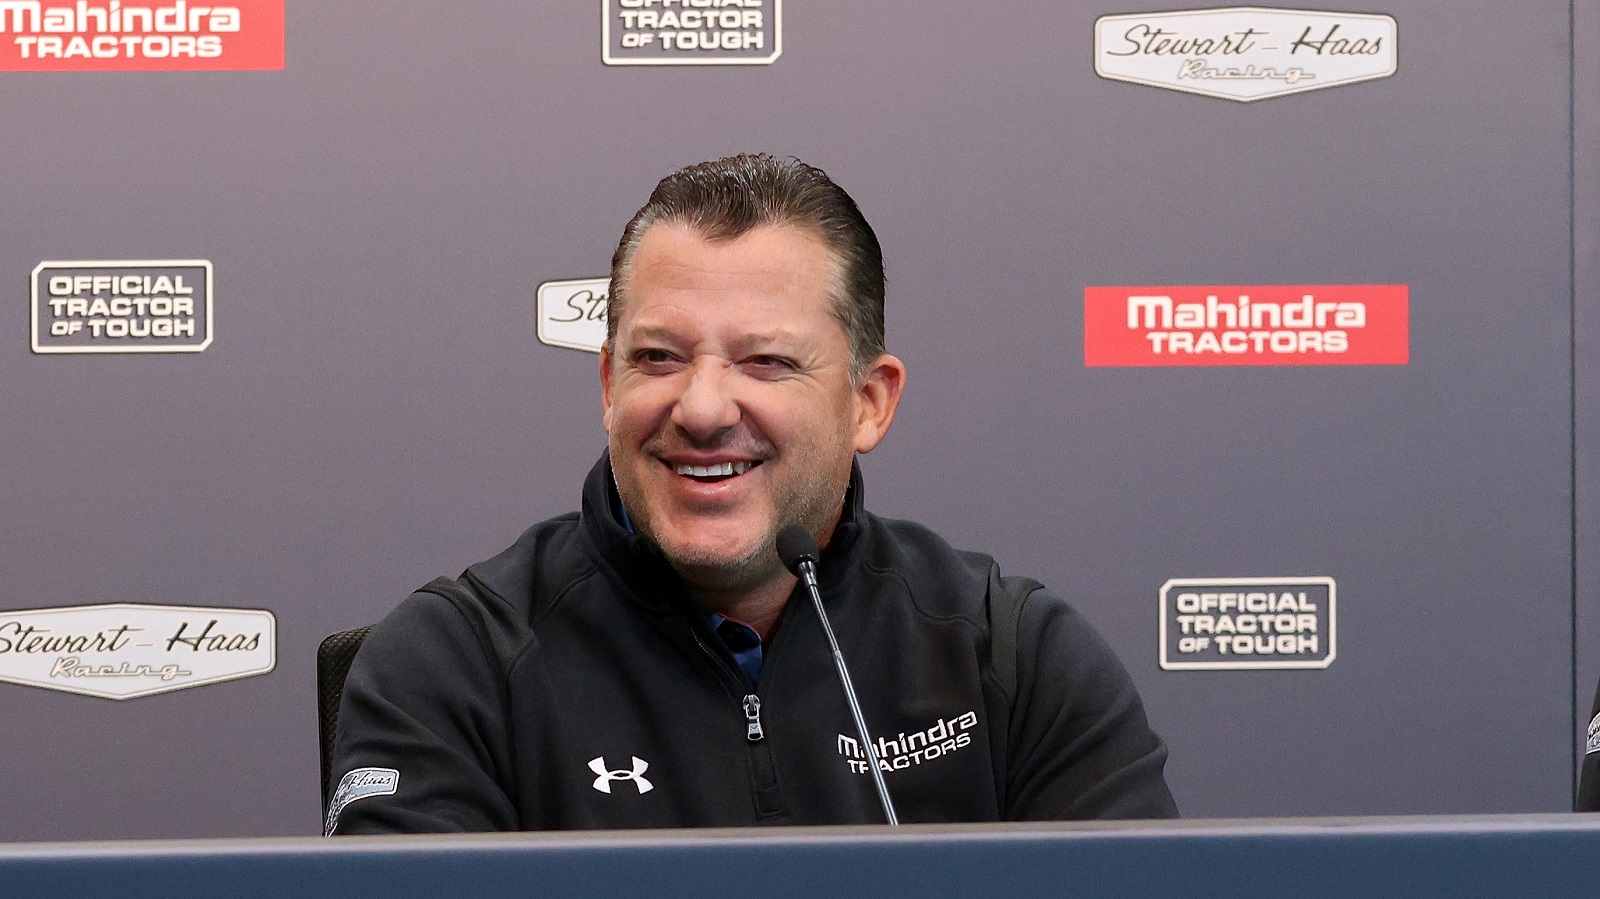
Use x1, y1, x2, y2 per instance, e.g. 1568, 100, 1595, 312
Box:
667, 460, 762, 483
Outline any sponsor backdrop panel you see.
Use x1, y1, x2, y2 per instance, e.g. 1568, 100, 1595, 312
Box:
0, 0, 1578, 839
860, 0, 1571, 817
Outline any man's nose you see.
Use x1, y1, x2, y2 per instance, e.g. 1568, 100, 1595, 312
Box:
671, 357, 741, 437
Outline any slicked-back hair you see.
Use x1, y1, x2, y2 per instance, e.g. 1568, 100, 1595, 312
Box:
608, 154, 886, 383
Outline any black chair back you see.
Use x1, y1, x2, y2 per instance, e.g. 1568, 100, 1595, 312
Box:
317, 626, 371, 809
1579, 675, 1600, 811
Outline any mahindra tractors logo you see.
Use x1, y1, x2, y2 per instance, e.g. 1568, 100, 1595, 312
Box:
1084, 284, 1408, 367
0, 0, 284, 72
837, 711, 978, 775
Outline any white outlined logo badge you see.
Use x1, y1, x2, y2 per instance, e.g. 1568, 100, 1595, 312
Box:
1160, 577, 1336, 670
537, 277, 609, 354
603, 0, 781, 66
1095, 8, 1397, 102
32, 260, 213, 354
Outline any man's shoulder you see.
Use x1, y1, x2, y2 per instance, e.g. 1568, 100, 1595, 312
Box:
396, 512, 593, 625
363, 512, 597, 667
458, 512, 589, 605
859, 513, 1044, 617
862, 513, 988, 570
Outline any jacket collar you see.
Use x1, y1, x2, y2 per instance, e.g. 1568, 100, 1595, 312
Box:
579, 450, 868, 612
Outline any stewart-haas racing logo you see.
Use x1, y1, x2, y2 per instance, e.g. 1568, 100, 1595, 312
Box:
1094, 8, 1397, 102
0, 603, 275, 699
1084, 284, 1408, 367
837, 711, 978, 774
536, 276, 609, 354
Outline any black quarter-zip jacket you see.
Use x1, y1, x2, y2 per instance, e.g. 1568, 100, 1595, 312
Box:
327, 454, 1177, 833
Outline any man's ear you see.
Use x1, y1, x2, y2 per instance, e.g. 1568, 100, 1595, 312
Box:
852, 353, 907, 454
599, 342, 615, 434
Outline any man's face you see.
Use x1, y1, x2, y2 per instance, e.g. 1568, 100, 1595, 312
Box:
601, 222, 902, 593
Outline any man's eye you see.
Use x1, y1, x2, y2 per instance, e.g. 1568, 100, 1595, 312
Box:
747, 355, 795, 370
634, 349, 676, 365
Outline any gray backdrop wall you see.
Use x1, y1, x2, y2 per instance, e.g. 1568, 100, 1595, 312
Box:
1, 0, 1594, 840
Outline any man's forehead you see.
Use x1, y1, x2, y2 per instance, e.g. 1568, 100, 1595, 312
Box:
631, 219, 836, 266
617, 223, 843, 321
623, 220, 849, 302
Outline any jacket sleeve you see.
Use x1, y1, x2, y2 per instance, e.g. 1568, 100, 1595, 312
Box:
325, 589, 519, 834
1001, 584, 1179, 820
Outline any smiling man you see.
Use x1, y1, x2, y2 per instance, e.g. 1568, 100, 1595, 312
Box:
326, 155, 1176, 835
601, 213, 904, 639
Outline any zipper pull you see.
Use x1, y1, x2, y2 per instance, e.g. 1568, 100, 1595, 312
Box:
743, 694, 764, 742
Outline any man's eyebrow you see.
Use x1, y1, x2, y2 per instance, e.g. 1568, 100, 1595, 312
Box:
624, 324, 687, 344
728, 330, 806, 353
623, 324, 808, 348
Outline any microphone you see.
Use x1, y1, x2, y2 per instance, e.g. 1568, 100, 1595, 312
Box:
776, 524, 899, 826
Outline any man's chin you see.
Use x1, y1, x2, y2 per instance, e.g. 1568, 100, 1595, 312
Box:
655, 537, 779, 590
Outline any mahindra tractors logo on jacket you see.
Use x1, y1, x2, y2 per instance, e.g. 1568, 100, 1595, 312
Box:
837, 711, 979, 774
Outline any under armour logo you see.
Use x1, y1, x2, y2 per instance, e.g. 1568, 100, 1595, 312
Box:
588, 756, 654, 794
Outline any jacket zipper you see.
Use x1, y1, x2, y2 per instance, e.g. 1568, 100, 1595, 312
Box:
690, 628, 783, 818
743, 694, 764, 741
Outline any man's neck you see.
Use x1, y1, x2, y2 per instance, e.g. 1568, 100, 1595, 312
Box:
685, 572, 796, 642
687, 515, 843, 640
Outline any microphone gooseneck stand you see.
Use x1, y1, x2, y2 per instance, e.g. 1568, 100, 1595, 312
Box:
776, 524, 899, 826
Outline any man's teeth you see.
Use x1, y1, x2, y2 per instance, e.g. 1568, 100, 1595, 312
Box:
675, 462, 752, 477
